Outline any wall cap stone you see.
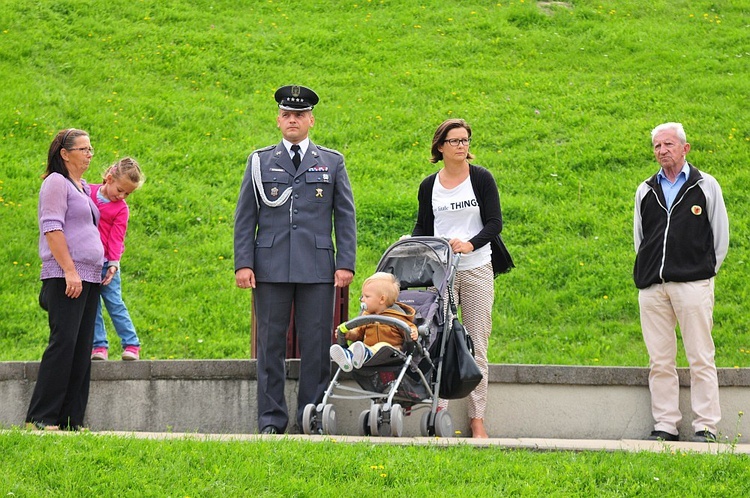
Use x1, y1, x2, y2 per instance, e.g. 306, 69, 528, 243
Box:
2, 361, 748, 387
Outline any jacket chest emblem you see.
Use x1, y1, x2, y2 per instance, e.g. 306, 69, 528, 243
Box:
691, 205, 702, 216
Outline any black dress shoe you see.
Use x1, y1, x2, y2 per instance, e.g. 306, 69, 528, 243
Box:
691, 430, 717, 443
260, 425, 280, 435
647, 430, 679, 441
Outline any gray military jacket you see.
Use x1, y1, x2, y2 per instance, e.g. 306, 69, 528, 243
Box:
234, 140, 356, 283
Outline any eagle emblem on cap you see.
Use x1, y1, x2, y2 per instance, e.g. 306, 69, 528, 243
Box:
291, 86, 301, 97
691, 205, 702, 216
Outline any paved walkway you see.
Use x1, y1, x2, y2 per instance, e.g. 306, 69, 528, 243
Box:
80, 432, 750, 454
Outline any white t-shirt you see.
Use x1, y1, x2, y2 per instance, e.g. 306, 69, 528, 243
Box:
432, 175, 492, 271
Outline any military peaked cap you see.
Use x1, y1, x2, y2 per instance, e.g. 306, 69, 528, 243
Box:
274, 85, 319, 111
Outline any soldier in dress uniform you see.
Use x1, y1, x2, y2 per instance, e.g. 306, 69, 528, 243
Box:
234, 85, 356, 434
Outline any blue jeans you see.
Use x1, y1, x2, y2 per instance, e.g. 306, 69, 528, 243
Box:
93, 266, 140, 349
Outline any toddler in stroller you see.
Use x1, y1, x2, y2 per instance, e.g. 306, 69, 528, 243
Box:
329, 272, 419, 372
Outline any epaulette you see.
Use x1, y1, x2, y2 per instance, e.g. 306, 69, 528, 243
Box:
314, 144, 343, 157
247, 144, 277, 162
253, 144, 276, 155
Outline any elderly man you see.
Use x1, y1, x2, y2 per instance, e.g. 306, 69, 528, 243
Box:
234, 85, 356, 434
633, 122, 729, 442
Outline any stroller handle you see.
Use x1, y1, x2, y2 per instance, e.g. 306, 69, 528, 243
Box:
336, 315, 421, 355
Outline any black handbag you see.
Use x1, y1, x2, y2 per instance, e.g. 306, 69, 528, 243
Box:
438, 317, 483, 399
490, 234, 514, 277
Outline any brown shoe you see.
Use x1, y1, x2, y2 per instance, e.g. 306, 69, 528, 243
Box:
26, 421, 60, 431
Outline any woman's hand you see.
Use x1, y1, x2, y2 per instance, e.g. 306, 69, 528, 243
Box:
45, 231, 83, 298
449, 238, 474, 254
64, 270, 83, 299
102, 266, 117, 286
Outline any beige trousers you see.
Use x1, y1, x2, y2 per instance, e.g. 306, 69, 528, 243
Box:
639, 278, 720, 435
439, 262, 495, 419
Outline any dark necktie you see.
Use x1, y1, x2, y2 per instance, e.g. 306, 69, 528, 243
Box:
291, 144, 301, 170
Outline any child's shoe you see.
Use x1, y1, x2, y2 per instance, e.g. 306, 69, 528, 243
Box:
122, 345, 140, 361
91, 347, 108, 361
350, 341, 371, 369
329, 344, 353, 372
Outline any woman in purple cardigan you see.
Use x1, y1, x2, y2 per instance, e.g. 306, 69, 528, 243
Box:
26, 128, 104, 431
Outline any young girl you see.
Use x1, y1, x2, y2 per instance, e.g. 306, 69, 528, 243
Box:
89, 157, 145, 361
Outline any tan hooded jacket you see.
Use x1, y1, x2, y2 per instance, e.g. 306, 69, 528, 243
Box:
348, 302, 418, 348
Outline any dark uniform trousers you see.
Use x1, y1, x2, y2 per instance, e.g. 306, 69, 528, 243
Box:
27, 278, 100, 428
254, 282, 334, 431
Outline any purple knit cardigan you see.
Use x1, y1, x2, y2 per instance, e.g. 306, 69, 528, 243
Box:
38, 173, 104, 283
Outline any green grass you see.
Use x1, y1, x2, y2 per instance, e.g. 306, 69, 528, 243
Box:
1, 0, 749, 367
1, 431, 749, 496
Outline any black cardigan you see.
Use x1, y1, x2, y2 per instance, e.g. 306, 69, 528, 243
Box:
412, 164, 503, 250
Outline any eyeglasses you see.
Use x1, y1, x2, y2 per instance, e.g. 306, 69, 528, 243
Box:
444, 138, 471, 147
68, 147, 95, 155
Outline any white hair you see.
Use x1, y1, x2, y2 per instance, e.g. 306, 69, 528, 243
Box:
651, 122, 687, 144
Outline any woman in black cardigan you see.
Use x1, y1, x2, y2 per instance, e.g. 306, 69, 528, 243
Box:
412, 118, 503, 438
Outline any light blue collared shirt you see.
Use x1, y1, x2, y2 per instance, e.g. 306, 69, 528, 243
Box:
658, 162, 689, 210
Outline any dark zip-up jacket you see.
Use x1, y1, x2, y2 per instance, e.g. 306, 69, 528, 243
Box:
633, 163, 729, 289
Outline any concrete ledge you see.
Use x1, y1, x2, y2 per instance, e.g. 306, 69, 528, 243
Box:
2, 361, 748, 442
7, 431, 749, 454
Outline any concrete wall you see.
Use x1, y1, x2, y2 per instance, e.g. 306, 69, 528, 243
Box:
2, 360, 748, 441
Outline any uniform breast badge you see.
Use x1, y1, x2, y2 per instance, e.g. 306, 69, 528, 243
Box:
271, 187, 279, 197
316, 188, 323, 198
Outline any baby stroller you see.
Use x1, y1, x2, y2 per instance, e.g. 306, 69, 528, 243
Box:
302, 236, 465, 437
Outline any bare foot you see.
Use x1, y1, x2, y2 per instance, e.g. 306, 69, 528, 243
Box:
470, 418, 488, 438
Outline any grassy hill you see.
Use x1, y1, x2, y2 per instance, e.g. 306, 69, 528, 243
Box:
1, 0, 748, 365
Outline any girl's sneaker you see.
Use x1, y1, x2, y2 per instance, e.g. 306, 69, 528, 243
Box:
91, 347, 108, 361
122, 345, 140, 361
329, 344, 353, 372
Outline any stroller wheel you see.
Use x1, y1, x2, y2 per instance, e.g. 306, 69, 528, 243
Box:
434, 410, 454, 438
389, 404, 404, 437
357, 410, 371, 436
420, 411, 432, 437
321, 404, 336, 435
301, 403, 318, 435
369, 404, 382, 436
